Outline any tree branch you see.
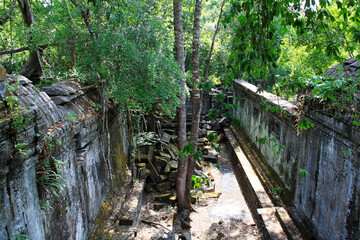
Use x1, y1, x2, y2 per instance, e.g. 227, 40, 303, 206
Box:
0, 44, 48, 55
69, 0, 95, 39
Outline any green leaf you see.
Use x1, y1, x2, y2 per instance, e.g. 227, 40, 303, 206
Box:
298, 118, 315, 131
208, 108, 219, 120
213, 145, 222, 153
352, 121, 360, 126
206, 132, 218, 144
180, 143, 194, 156
232, 118, 243, 128
193, 151, 203, 162
215, 94, 225, 102
299, 168, 310, 178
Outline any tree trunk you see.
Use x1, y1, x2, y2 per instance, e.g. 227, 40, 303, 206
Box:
173, 0, 188, 216
17, 0, 44, 83
187, 0, 202, 210
19, 50, 43, 83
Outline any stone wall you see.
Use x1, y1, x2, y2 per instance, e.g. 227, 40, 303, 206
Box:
0, 75, 129, 239
233, 79, 360, 240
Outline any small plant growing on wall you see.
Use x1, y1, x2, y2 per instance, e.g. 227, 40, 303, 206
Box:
0, 77, 31, 158
36, 133, 65, 212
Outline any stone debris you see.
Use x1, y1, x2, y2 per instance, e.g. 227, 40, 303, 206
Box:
204, 191, 222, 199
203, 154, 218, 163
134, 114, 228, 211
161, 132, 171, 143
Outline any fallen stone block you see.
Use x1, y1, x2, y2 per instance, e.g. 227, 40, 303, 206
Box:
161, 132, 171, 143
159, 152, 171, 161
154, 192, 172, 202
217, 133, 225, 143
146, 184, 155, 193
204, 191, 222, 198
195, 161, 203, 170
203, 154, 218, 163
154, 156, 170, 168
170, 160, 178, 169
119, 216, 133, 226
153, 202, 166, 210
170, 135, 177, 143
169, 170, 178, 182
158, 175, 168, 182
147, 161, 160, 182
157, 181, 172, 192
203, 184, 215, 193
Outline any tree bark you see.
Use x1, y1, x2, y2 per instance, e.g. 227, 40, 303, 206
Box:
17, 0, 33, 27
188, 0, 202, 210
17, 0, 44, 83
173, 0, 188, 216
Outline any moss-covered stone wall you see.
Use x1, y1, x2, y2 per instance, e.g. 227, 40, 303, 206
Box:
0, 74, 129, 239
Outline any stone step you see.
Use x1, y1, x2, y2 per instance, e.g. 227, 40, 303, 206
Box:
275, 207, 303, 240
258, 207, 288, 240
115, 179, 146, 236
224, 126, 304, 240
224, 128, 273, 208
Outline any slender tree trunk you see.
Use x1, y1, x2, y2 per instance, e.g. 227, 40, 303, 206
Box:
187, 0, 202, 210
203, 0, 226, 83
173, 0, 188, 216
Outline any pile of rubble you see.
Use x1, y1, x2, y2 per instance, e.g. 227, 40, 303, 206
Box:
135, 116, 230, 209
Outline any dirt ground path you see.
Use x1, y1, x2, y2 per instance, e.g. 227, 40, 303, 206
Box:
190, 144, 260, 240
136, 143, 260, 240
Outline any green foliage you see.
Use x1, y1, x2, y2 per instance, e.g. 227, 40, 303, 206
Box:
9, 234, 29, 240
37, 157, 66, 212
208, 108, 219, 120
260, 100, 288, 115
213, 145, 222, 153
272, 143, 285, 156
342, 150, 352, 157
67, 113, 77, 123
224, 0, 360, 102
272, 186, 282, 194
299, 168, 310, 178
191, 174, 211, 199
298, 118, 315, 131
193, 150, 203, 162
4, 95, 18, 110
15, 142, 28, 156
353, 121, 360, 127
206, 132, 218, 144
257, 135, 285, 156
213, 163, 222, 170
11, 112, 29, 133
232, 118, 243, 128
215, 94, 225, 102
197, 81, 214, 92
179, 142, 195, 161
1, 0, 181, 116
257, 136, 276, 145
